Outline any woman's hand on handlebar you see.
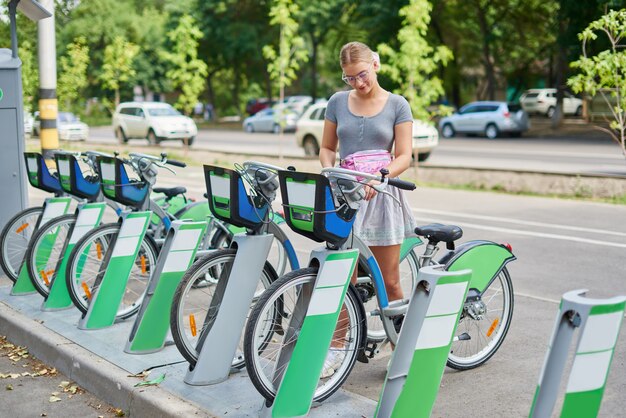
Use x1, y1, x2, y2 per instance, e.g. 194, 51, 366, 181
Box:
365, 179, 380, 201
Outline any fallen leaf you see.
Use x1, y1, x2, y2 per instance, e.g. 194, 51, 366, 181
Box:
6, 384, 13, 390
133, 373, 165, 387
38, 369, 48, 376
21, 372, 30, 377
49, 395, 61, 403
9, 373, 20, 379
128, 370, 150, 379
40, 413, 47, 417
59, 381, 70, 388
0, 373, 9, 379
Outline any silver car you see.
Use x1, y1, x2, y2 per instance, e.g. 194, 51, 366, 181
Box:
243, 107, 298, 134
439, 101, 529, 139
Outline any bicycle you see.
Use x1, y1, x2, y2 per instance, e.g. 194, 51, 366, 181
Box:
63, 152, 204, 320
243, 166, 515, 403
0, 152, 79, 285
169, 161, 300, 372
23, 150, 123, 298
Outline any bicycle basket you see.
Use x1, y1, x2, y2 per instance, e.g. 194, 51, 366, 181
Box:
278, 170, 356, 244
23, 152, 63, 194
96, 156, 149, 206
204, 164, 269, 230
54, 153, 100, 200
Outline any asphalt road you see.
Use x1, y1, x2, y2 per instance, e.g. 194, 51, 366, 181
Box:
86, 125, 626, 177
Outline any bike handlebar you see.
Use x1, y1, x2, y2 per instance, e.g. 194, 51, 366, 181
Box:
166, 159, 186, 168
386, 177, 416, 191
242, 160, 285, 173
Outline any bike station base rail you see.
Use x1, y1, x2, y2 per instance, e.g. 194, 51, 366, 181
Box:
0, 284, 377, 417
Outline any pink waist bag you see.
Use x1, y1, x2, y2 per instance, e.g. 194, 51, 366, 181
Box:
340, 149, 392, 179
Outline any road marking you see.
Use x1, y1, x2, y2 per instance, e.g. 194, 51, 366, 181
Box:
413, 215, 626, 249
412, 208, 626, 237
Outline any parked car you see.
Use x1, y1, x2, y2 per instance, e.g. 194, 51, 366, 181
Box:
112, 102, 197, 145
519, 88, 583, 118
246, 98, 273, 115
295, 102, 439, 161
23, 112, 34, 138
33, 111, 89, 141
242, 107, 299, 134
439, 101, 529, 139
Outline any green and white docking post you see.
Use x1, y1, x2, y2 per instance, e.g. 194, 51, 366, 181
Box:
262, 247, 358, 418
11, 196, 72, 295
184, 232, 275, 385
529, 289, 626, 418
125, 220, 207, 354
43, 202, 106, 310
375, 265, 472, 418
78, 211, 151, 330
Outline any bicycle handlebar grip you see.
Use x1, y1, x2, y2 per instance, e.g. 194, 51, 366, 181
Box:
166, 159, 187, 168
387, 178, 416, 191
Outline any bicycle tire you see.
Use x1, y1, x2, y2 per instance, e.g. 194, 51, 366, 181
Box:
0, 207, 44, 282
170, 249, 278, 368
447, 266, 514, 370
243, 268, 366, 403
25, 214, 76, 297
65, 222, 159, 320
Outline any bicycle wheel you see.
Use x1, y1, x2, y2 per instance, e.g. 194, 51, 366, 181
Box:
243, 268, 365, 403
170, 249, 278, 369
0, 207, 43, 282
447, 266, 514, 370
65, 223, 158, 320
357, 249, 420, 343
25, 214, 76, 297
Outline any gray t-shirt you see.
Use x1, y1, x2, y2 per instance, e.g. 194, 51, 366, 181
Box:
325, 91, 413, 159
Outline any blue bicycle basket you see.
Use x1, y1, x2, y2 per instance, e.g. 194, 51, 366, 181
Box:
23, 152, 63, 194
278, 170, 356, 245
204, 164, 269, 230
96, 156, 149, 206
54, 153, 100, 200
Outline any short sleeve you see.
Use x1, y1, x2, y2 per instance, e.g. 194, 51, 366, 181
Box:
325, 93, 340, 123
395, 95, 413, 125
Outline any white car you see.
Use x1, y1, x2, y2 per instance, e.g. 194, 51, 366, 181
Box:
112, 102, 197, 145
520, 88, 583, 118
33, 111, 89, 141
295, 102, 438, 161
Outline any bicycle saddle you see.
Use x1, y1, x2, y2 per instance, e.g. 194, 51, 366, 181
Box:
153, 186, 187, 198
414, 223, 463, 244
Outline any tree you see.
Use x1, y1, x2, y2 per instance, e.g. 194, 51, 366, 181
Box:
57, 37, 90, 111
378, 0, 452, 122
99, 36, 139, 110
19, 40, 38, 113
161, 15, 208, 115
264, 0, 309, 124
568, 9, 626, 160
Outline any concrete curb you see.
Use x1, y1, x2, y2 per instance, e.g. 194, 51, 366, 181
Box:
0, 301, 215, 418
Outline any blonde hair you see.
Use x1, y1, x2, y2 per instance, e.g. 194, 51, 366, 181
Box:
340, 41, 379, 67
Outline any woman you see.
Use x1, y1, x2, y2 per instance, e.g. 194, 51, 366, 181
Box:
319, 41, 416, 377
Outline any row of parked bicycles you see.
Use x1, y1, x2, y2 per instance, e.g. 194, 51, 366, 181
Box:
0, 149, 516, 408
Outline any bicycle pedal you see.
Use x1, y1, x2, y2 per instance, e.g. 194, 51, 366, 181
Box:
361, 340, 379, 361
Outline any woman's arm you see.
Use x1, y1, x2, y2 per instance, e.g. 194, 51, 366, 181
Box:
386, 121, 413, 177
319, 119, 339, 168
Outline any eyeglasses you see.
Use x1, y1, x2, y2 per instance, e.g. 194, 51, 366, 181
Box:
342, 62, 373, 86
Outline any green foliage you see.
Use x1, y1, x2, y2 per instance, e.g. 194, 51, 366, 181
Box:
263, 0, 309, 90
568, 9, 626, 158
58, 37, 90, 111
162, 15, 208, 115
19, 40, 38, 113
100, 36, 139, 109
378, 0, 452, 122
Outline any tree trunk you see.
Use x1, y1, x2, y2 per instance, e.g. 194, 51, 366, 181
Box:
232, 63, 241, 116
552, 18, 567, 129
206, 70, 217, 120
476, 4, 496, 100
310, 34, 318, 102
115, 89, 120, 109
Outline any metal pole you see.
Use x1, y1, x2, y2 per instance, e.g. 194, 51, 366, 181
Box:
37, 0, 59, 160
8, 1, 19, 58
